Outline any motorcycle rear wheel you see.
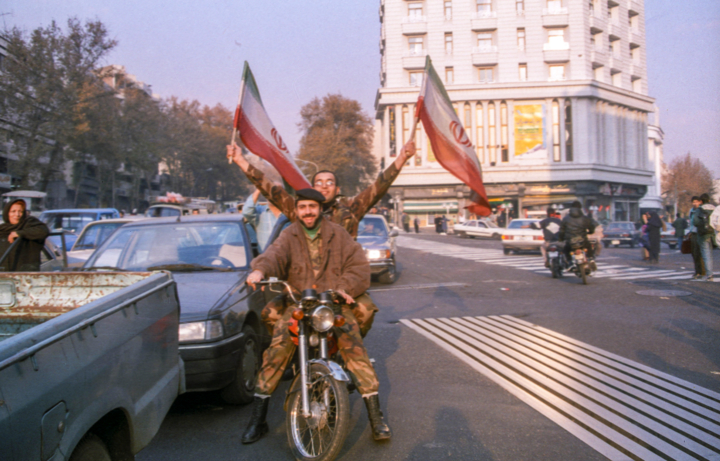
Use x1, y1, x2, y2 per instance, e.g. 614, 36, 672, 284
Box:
286, 362, 351, 461
551, 258, 561, 278
579, 263, 588, 285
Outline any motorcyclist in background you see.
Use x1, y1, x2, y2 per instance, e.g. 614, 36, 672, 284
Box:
558, 201, 598, 271
533, 207, 562, 267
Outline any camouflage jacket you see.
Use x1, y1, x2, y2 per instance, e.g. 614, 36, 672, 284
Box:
243, 162, 401, 238
251, 219, 370, 298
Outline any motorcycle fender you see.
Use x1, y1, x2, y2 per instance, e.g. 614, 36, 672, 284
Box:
282, 360, 349, 412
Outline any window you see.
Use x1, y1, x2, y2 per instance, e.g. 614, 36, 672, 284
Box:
612, 71, 622, 87
500, 102, 509, 162
610, 38, 619, 57
589, 0, 595, 15
476, 104, 484, 163
547, 0, 563, 13
629, 13, 639, 31
402, 105, 410, 144
631, 45, 640, 63
477, 0, 492, 14
547, 29, 565, 47
592, 32, 602, 50
632, 77, 641, 93
478, 67, 494, 83
516, 0, 525, 14
408, 2, 423, 19
409, 71, 423, 87
519, 64, 528, 81
564, 100, 573, 162
517, 28, 526, 51
488, 103, 496, 164
445, 33, 453, 55
444, 1, 452, 20
549, 65, 565, 81
552, 100, 561, 161
445, 67, 454, 84
594, 65, 604, 82
477, 33, 493, 51
608, 5, 618, 23
464, 103, 472, 146
408, 36, 424, 56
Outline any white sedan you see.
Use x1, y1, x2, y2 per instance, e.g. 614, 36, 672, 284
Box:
453, 219, 502, 239
501, 219, 544, 255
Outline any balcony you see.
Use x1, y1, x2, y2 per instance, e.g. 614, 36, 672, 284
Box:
591, 49, 607, 66
542, 12, 569, 27
629, 30, 642, 46
402, 16, 427, 35
471, 11, 498, 31
471, 46, 499, 65
402, 50, 427, 69
589, 14, 605, 33
543, 42, 569, 51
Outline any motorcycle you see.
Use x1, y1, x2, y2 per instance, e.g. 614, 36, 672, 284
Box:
546, 242, 564, 279
256, 278, 352, 461
548, 240, 598, 284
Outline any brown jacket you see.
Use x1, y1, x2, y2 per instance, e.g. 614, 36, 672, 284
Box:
251, 218, 370, 298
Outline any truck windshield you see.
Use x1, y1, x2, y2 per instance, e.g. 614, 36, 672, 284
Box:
88, 222, 248, 271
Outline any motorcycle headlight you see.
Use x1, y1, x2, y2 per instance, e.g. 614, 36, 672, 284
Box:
179, 320, 223, 343
311, 306, 335, 332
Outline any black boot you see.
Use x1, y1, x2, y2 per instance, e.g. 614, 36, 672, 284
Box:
363, 395, 392, 441
242, 396, 269, 444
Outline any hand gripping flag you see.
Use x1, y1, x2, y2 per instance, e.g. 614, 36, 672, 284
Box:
416, 57, 491, 217
232, 62, 312, 191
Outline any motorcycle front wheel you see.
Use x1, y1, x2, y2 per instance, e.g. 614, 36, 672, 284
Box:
579, 262, 588, 285
551, 258, 562, 278
286, 362, 351, 461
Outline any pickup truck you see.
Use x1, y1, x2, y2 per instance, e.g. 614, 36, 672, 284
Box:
0, 271, 184, 461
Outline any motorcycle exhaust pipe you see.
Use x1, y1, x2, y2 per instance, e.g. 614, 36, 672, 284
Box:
297, 321, 311, 418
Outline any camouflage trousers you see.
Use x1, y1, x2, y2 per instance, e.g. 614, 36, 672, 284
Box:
261, 292, 378, 338
254, 303, 380, 397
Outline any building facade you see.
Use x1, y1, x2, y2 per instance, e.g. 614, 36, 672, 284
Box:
374, 0, 657, 225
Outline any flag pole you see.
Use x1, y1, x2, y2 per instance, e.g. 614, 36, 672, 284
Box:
229, 64, 247, 164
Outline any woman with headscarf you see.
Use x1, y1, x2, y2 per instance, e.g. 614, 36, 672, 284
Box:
645, 211, 665, 264
0, 199, 50, 271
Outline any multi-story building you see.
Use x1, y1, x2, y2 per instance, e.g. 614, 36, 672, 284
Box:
374, 0, 658, 225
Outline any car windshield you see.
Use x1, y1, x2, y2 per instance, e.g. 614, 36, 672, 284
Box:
88, 221, 248, 271
508, 220, 537, 229
41, 212, 97, 233
607, 223, 633, 231
358, 217, 388, 238
73, 222, 126, 250
146, 206, 182, 217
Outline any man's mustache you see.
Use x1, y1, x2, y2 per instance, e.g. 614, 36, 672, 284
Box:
300, 213, 318, 219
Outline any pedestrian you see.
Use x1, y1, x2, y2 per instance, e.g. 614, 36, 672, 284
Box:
687, 196, 706, 279
441, 215, 448, 235
0, 199, 50, 271
434, 215, 442, 233
671, 213, 687, 249
413, 216, 420, 233
645, 211, 664, 264
401, 212, 410, 233
692, 193, 716, 282
497, 210, 507, 228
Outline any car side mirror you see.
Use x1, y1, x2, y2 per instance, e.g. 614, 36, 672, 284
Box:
389, 229, 399, 238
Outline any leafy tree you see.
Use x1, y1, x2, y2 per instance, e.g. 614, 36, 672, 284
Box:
297, 94, 377, 195
0, 19, 117, 191
662, 153, 716, 216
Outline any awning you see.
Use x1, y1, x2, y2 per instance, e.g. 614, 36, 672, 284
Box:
403, 200, 459, 213
521, 195, 578, 207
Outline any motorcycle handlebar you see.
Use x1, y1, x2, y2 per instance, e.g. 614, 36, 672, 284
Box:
254, 278, 343, 306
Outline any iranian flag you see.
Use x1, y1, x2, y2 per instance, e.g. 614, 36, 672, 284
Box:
233, 62, 312, 191
416, 57, 491, 217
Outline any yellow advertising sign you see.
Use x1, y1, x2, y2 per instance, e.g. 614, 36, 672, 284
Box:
514, 104, 545, 156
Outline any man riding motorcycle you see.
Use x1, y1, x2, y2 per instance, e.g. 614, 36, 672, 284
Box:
532, 207, 562, 267
242, 188, 392, 444
227, 141, 417, 338
558, 201, 598, 271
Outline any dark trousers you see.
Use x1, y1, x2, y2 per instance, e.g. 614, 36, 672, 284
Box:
403, 223, 410, 232
690, 233, 706, 276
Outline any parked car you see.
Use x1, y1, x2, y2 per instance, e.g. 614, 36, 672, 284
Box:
145, 203, 207, 217
661, 224, 677, 249
84, 214, 274, 404
601, 221, 640, 248
454, 219, 502, 239
67, 217, 146, 267
357, 214, 399, 284
39, 208, 120, 235
501, 219, 543, 255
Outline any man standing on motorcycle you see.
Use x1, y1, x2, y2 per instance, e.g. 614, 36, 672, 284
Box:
532, 207, 562, 267
242, 188, 392, 444
558, 201, 598, 271
227, 141, 417, 339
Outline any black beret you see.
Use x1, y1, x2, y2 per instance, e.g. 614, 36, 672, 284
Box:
295, 188, 326, 204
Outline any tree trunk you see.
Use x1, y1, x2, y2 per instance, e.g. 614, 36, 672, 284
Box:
111, 170, 116, 209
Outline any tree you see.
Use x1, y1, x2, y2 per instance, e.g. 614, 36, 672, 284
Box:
297, 94, 377, 195
0, 19, 117, 191
662, 153, 716, 216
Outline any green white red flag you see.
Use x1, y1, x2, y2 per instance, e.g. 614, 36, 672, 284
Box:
233, 62, 312, 191
416, 57, 491, 217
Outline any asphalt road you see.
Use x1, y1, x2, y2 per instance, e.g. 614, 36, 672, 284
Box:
137, 232, 720, 461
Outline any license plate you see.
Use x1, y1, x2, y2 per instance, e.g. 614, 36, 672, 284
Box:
611, 240, 620, 245
548, 251, 559, 258
519, 236, 532, 241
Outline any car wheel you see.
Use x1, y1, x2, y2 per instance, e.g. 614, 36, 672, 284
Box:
602, 241, 609, 248
668, 244, 676, 250
503, 248, 511, 255
378, 262, 397, 284
629, 241, 635, 248
70, 434, 111, 461
220, 325, 259, 405
491, 233, 500, 240
457, 231, 466, 238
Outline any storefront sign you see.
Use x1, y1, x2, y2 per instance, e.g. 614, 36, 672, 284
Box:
514, 104, 546, 157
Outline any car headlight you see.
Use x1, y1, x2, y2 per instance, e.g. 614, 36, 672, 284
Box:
367, 249, 391, 260
179, 320, 223, 343
311, 306, 335, 332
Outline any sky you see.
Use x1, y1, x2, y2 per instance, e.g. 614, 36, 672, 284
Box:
3, 0, 719, 177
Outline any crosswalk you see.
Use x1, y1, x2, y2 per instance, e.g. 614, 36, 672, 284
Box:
396, 236, 716, 282
402, 315, 720, 461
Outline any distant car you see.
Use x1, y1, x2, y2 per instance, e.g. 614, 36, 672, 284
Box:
357, 214, 399, 284
601, 221, 640, 248
661, 223, 677, 249
454, 219, 502, 239
39, 208, 120, 236
66, 217, 146, 267
84, 214, 280, 404
145, 203, 207, 217
501, 219, 543, 255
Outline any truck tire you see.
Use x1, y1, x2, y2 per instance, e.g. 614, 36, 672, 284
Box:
221, 325, 260, 405
70, 434, 111, 461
